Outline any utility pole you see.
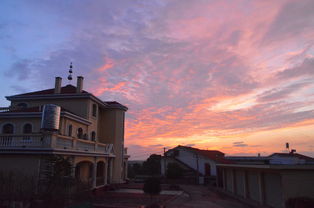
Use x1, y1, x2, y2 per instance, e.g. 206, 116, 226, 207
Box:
163, 147, 167, 178
196, 152, 199, 184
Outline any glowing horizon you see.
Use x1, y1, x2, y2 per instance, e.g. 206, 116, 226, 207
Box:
0, 0, 313, 159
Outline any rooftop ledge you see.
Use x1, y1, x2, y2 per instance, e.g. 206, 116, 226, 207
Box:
217, 164, 314, 170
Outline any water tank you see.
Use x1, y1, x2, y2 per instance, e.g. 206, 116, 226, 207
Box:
41, 104, 61, 131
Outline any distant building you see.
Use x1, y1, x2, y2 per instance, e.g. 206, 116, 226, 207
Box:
0, 76, 129, 188
226, 152, 314, 165
161, 145, 232, 184
217, 152, 314, 208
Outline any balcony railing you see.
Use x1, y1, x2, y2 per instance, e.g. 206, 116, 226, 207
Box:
0, 134, 113, 155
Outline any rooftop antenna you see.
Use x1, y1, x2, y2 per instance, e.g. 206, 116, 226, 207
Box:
286, 142, 290, 153
67, 62, 73, 83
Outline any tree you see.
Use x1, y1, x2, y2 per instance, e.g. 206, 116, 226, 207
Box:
143, 177, 161, 207
40, 155, 76, 207
166, 163, 183, 179
142, 154, 161, 176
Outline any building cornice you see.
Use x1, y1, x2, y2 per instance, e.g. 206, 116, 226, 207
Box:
0, 112, 41, 118
6, 93, 109, 108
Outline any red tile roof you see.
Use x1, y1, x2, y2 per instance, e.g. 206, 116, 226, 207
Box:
9, 106, 41, 112
176, 145, 234, 164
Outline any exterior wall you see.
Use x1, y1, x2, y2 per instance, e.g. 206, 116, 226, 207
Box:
11, 98, 90, 119
235, 170, 245, 197
61, 117, 88, 139
0, 117, 41, 134
85, 100, 98, 141
225, 169, 233, 192
98, 108, 125, 183
281, 170, 314, 202
264, 172, 282, 208
168, 148, 218, 176
0, 155, 40, 176
219, 166, 314, 208
247, 171, 260, 202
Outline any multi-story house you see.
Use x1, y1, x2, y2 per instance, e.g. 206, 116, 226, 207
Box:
0, 76, 129, 188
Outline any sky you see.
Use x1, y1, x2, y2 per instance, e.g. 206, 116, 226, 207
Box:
0, 0, 314, 159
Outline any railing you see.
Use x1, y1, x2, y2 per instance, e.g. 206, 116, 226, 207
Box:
0, 107, 11, 113
76, 139, 95, 152
0, 134, 47, 148
0, 133, 113, 154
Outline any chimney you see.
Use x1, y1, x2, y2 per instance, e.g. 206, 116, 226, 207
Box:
54, 77, 62, 94
76, 76, 84, 93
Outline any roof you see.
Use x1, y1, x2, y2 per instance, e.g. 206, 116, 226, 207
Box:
171, 145, 234, 164
6, 84, 128, 111
217, 164, 314, 170
269, 153, 314, 162
11, 85, 88, 96
104, 101, 128, 111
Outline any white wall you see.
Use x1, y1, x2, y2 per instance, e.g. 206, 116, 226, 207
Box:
169, 148, 218, 176
270, 155, 305, 165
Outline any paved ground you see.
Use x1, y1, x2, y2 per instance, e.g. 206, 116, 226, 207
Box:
72, 184, 253, 208
166, 185, 253, 208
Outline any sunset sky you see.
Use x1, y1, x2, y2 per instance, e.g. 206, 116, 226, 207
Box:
1, 0, 314, 159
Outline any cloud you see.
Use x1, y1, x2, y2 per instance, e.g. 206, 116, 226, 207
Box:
276, 58, 314, 80
5, 59, 32, 80
262, 0, 314, 45
257, 81, 312, 103
233, 141, 248, 147
1, 0, 314, 159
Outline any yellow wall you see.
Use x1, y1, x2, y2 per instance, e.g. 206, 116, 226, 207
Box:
281, 170, 314, 201
97, 108, 125, 183
11, 98, 90, 119
0, 117, 41, 134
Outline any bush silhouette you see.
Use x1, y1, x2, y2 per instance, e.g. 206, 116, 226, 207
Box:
143, 177, 161, 196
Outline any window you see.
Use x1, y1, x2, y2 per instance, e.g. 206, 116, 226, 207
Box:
23, 124, 32, 134
68, 125, 73, 137
92, 104, 97, 117
17, 103, 28, 109
2, 123, 14, 134
77, 128, 83, 139
91, 131, 96, 141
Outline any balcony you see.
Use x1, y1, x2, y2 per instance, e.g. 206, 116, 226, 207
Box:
0, 134, 114, 155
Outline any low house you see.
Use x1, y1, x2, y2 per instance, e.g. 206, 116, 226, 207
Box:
161, 145, 232, 184
268, 152, 314, 165
216, 163, 314, 208
226, 151, 314, 165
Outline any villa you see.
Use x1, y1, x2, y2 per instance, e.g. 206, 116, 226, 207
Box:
0, 75, 129, 188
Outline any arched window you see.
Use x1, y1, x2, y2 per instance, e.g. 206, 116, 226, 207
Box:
92, 104, 97, 117
23, 123, 32, 134
77, 128, 83, 139
2, 123, 14, 134
68, 125, 73, 137
17, 103, 28, 109
91, 131, 96, 141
